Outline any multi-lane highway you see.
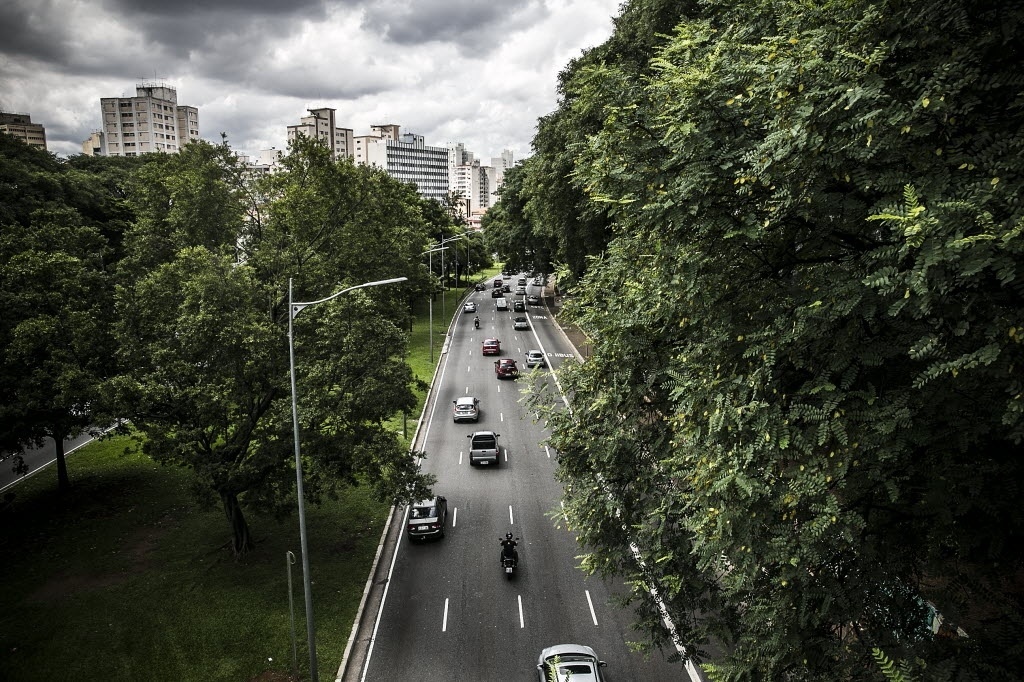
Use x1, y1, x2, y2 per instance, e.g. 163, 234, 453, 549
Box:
355, 277, 685, 681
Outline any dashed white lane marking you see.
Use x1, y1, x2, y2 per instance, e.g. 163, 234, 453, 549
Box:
585, 590, 599, 625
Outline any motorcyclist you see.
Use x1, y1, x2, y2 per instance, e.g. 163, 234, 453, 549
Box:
474, 315, 480, 329
499, 532, 518, 565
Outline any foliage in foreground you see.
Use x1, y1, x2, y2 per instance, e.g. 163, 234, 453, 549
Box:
526, 0, 1024, 679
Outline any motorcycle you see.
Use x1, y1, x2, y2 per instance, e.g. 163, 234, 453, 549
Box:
499, 534, 520, 578
474, 316, 480, 329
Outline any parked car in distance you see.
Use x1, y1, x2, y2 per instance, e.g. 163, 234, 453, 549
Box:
495, 298, 509, 311
536, 644, 607, 682
513, 300, 526, 312
474, 283, 486, 291
463, 301, 477, 313
406, 496, 448, 540
453, 396, 480, 422
525, 350, 546, 368
513, 316, 530, 331
527, 295, 541, 306
482, 338, 501, 355
467, 431, 501, 466
494, 358, 519, 379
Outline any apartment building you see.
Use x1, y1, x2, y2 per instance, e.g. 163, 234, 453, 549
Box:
0, 112, 47, 150
287, 108, 354, 160
91, 83, 199, 156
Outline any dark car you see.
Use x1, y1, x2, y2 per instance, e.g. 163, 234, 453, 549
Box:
513, 300, 526, 312
491, 288, 504, 298
527, 295, 541, 306
474, 283, 486, 292
502, 284, 511, 293
494, 358, 519, 379
406, 496, 448, 540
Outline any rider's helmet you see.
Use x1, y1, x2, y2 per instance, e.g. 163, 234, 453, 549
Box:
505, 532, 513, 541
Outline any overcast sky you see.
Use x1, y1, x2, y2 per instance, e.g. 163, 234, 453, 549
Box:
0, 0, 623, 162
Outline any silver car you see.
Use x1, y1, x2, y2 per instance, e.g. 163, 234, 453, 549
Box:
453, 396, 480, 422
513, 316, 530, 331
525, 350, 546, 368
536, 644, 607, 682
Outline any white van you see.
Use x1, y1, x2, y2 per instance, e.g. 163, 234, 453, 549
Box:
495, 297, 509, 311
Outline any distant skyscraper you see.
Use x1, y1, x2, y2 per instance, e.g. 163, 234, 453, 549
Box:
90, 83, 199, 156
0, 112, 47, 150
287, 108, 354, 160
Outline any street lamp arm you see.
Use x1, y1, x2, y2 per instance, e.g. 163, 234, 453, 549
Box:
291, 277, 408, 319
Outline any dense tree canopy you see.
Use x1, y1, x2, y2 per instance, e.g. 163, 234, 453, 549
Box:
527, 0, 1024, 679
107, 137, 435, 554
0, 136, 134, 490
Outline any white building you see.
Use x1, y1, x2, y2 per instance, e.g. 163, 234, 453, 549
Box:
90, 83, 199, 156
1, 112, 47, 150
355, 125, 449, 202
287, 108, 354, 160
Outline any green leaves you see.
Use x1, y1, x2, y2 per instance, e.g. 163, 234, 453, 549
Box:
529, 0, 1024, 677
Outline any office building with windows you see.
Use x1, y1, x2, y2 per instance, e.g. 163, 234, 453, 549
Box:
287, 108, 354, 160
90, 83, 199, 156
0, 112, 47, 150
355, 125, 449, 202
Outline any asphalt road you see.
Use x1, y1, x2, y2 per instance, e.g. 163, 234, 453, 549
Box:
0, 431, 98, 492
356, 280, 687, 681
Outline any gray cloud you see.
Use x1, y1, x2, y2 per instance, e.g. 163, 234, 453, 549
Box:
0, 0, 621, 161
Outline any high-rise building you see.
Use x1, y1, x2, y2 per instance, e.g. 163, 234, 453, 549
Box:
91, 83, 199, 156
286, 108, 354, 160
355, 125, 449, 202
0, 112, 47, 150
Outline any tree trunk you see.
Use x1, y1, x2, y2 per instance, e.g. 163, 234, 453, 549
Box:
221, 491, 253, 556
54, 436, 71, 493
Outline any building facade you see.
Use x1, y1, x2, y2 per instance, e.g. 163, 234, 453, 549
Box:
287, 108, 354, 160
0, 112, 47, 150
355, 125, 450, 202
91, 83, 199, 156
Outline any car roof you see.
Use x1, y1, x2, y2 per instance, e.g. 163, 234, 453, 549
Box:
539, 644, 600, 660
455, 396, 477, 405
528, 349, 543, 356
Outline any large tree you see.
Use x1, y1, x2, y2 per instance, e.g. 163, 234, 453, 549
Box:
0, 136, 129, 491
109, 138, 433, 554
539, 0, 1024, 679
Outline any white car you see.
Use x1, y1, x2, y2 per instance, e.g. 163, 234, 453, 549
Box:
525, 350, 546, 368
463, 301, 477, 313
536, 644, 607, 682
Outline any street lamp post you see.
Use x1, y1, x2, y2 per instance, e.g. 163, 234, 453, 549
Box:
437, 235, 463, 337
422, 246, 448, 363
287, 275, 407, 682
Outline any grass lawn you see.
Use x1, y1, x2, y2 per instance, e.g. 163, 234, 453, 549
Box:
0, 271, 501, 682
